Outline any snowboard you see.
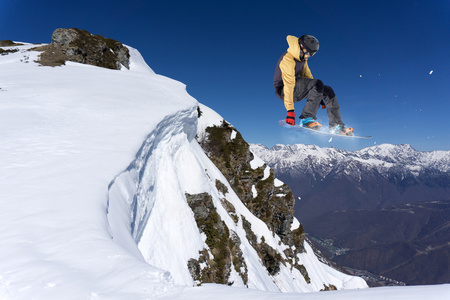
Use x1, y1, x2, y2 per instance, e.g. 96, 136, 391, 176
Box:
278, 120, 372, 139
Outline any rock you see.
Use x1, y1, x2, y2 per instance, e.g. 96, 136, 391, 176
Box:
198, 124, 303, 250
185, 192, 248, 285
196, 123, 310, 281
35, 28, 130, 70
0, 40, 24, 47
51, 28, 79, 47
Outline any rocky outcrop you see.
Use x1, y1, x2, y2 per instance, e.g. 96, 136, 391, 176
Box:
34, 28, 130, 70
195, 121, 308, 283
0, 40, 23, 55
198, 122, 304, 251
186, 192, 248, 285
0, 40, 24, 47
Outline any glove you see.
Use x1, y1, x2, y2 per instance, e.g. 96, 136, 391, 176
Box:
286, 110, 295, 125
320, 100, 326, 109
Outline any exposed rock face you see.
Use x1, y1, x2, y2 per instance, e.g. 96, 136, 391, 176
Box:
198, 123, 304, 251
241, 216, 281, 276
194, 121, 308, 284
51, 28, 79, 47
185, 192, 248, 285
35, 28, 130, 70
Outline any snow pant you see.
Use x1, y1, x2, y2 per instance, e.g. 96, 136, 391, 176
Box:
293, 78, 345, 128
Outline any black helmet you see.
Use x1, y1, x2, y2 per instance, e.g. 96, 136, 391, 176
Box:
299, 35, 319, 56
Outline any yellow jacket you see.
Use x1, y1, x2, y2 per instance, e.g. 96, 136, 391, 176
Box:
273, 35, 313, 111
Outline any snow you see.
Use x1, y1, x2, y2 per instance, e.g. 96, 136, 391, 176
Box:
291, 217, 301, 231
161, 283, 450, 300
196, 103, 227, 141
274, 178, 284, 187
251, 143, 450, 177
1, 42, 449, 299
262, 165, 271, 180
252, 185, 258, 198
230, 129, 237, 140
249, 152, 266, 169
1, 42, 188, 299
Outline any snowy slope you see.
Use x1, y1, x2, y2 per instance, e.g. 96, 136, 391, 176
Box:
0, 42, 448, 300
0, 42, 191, 299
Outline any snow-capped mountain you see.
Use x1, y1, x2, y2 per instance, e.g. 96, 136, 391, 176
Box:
250, 143, 450, 219
251, 143, 450, 181
249, 143, 450, 286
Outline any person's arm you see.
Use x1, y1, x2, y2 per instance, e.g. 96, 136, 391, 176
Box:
279, 53, 296, 111
301, 61, 313, 79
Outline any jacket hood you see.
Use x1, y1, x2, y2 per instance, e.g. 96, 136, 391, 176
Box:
286, 35, 301, 61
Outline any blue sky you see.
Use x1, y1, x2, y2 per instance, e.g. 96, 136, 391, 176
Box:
2, 0, 449, 151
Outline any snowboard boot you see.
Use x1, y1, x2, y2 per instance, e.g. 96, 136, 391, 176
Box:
300, 117, 322, 130
330, 124, 354, 136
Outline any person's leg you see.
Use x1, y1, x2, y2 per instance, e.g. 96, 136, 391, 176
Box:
323, 85, 345, 128
293, 78, 323, 120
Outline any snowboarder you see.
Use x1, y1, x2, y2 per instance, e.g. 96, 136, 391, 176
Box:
273, 35, 354, 135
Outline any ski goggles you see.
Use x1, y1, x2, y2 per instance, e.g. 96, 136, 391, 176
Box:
301, 45, 316, 58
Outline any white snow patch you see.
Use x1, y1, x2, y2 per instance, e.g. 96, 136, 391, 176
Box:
252, 185, 258, 198
291, 217, 301, 231
250, 153, 266, 169
274, 178, 284, 187
230, 130, 237, 140
262, 165, 271, 180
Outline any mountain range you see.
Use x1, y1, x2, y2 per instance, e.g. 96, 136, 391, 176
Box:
250, 143, 450, 286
